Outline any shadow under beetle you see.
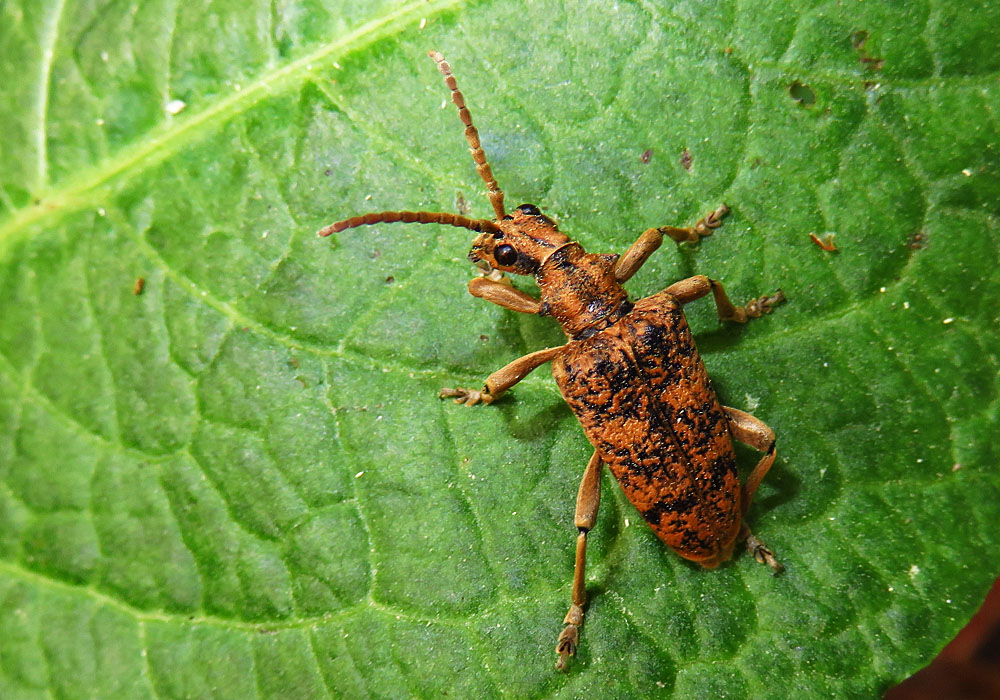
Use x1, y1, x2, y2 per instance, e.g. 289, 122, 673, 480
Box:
320, 51, 786, 671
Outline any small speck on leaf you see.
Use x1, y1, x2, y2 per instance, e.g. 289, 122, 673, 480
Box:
809, 232, 837, 251
907, 231, 927, 249
680, 148, 693, 170
455, 192, 471, 216
165, 99, 186, 115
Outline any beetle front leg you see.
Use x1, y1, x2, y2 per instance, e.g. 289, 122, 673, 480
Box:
468, 276, 542, 314
665, 275, 785, 324
556, 450, 603, 671
615, 204, 729, 283
723, 406, 782, 573
440, 345, 564, 406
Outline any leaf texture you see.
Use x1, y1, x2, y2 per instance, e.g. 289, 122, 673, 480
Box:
1, 1, 998, 698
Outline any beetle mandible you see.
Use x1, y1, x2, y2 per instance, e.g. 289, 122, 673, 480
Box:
319, 51, 787, 671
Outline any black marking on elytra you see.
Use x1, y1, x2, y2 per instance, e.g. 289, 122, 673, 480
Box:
642, 492, 698, 525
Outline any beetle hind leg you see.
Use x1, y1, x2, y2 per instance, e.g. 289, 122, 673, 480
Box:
724, 406, 783, 574
556, 450, 604, 671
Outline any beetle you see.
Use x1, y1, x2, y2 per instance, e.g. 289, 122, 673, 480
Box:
319, 51, 786, 670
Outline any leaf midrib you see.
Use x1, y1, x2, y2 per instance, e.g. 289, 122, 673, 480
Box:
0, 0, 464, 256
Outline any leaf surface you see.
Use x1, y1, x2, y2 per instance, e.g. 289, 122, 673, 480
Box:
1, 1, 998, 698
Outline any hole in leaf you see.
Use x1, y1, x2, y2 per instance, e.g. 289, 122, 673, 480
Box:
789, 81, 816, 107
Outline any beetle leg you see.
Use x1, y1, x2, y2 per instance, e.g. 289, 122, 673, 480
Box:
468, 276, 541, 314
665, 275, 785, 324
615, 228, 663, 283
439, 345, 564, 406
556, 450, 604, 671
723, 406, 782, 573
615, 205, 730, 283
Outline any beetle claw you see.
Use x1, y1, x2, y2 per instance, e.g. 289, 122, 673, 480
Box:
745, 533, 783, 574
555, 624, 579, 671
692, 203, 730, 237
745, 289, 787, 318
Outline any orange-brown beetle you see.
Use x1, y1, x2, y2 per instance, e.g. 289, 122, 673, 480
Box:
320, 51, 786, 670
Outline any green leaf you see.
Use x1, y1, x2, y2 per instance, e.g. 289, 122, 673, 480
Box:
1, 0, 998, 697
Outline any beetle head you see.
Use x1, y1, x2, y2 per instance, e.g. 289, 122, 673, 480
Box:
469, 203, 571, 276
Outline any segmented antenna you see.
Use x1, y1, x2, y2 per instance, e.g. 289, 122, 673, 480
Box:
428, 50, 506, 220
318, 210, 500, 237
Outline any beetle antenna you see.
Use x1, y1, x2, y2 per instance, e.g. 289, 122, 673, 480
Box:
318, 211, 501, 237
428, 50, 506, 221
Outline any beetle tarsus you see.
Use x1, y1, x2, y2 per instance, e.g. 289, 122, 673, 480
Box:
555, 602, 583, 671
555, 625, 578, 671
656, 204, 731, 244
438, 386, 493, 406
694, 203, 730, 236
745, 532, 783, 574
744, 289, 787, 319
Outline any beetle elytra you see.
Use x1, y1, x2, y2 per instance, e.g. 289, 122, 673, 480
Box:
320, 51, 786, 670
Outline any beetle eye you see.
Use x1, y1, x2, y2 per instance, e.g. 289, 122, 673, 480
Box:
517, 203, 541, 216
495, 244, 518, 266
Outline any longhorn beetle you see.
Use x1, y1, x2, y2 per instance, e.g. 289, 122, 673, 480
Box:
320, 51, 786, 671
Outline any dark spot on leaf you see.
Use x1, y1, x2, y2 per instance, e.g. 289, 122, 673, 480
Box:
455, 192, 471, 216
276, 32, 293, 59
640, 149, 653, 164
324, 168, 332, 176
852, 30, 884, 70
789, 81, 816, 107
907, 231, 927, 250
680, 148, 693, 170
